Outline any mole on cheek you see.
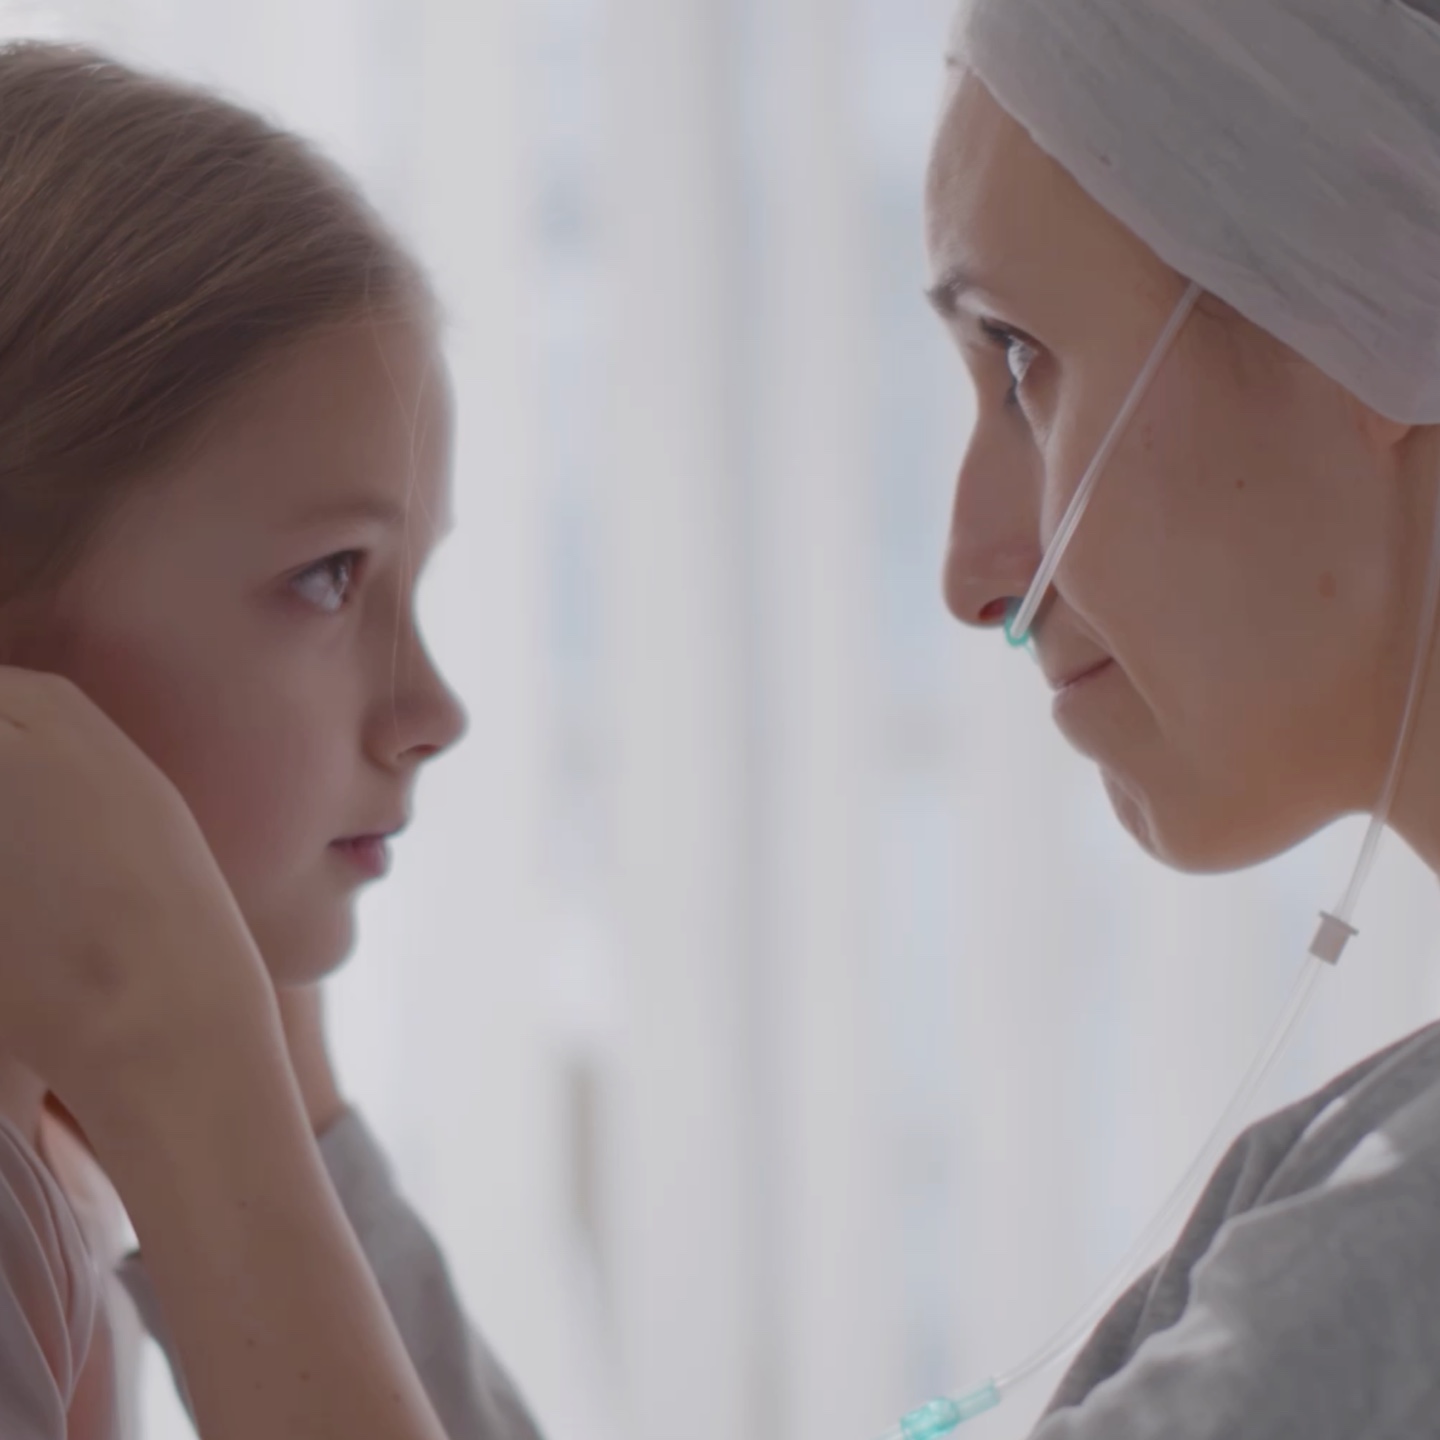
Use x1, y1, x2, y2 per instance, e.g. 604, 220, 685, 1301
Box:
1319, 572, 1338, 600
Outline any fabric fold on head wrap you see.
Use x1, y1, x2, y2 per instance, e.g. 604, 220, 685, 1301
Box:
949, 0, 1440, 424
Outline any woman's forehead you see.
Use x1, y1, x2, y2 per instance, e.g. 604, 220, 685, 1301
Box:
925, 71, 1172, 324
928, 76, 1067, 286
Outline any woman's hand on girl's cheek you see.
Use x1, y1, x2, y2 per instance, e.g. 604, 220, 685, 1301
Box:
272, 981, 348, 1137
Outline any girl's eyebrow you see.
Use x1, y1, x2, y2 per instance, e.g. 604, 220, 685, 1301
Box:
282, 494, 455, 540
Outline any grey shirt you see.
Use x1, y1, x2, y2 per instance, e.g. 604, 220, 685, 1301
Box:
1033, 1018, 1440, 1439
115, 1106, 546, 1440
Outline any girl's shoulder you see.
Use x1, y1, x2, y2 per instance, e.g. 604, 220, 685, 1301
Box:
0, 1111, 101, 1426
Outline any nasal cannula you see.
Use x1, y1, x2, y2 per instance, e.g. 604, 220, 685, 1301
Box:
875, 278, 1440, 1440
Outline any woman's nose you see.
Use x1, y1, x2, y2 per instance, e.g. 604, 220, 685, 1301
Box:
942, 434, 1043, 630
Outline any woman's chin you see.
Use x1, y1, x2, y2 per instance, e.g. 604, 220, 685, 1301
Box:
1103, 769, 1163, 859
1100, 767, 1320, 875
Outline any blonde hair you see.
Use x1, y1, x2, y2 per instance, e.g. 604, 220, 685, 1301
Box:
0, 39, 431, 610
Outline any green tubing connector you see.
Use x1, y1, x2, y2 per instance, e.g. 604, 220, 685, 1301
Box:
899, 1382, 1002, 1440
1003, 598, 1031, 649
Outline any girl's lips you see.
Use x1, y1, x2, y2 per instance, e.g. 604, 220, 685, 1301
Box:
330, 835, 390, 878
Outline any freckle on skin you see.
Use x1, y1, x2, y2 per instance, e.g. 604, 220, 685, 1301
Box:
1319, 572, 1338, 599
1236, 478, 1246, 490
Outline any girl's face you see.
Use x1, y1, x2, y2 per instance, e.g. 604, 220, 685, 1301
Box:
4, 312, 467, 984
924, 70, 1433, 873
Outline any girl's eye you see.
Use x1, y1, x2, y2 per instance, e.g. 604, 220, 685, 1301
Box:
293, 550, 363, 614
979, 319, 1038, 409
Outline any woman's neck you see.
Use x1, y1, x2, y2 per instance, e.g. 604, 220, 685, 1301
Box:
0, 1053, 47, 1149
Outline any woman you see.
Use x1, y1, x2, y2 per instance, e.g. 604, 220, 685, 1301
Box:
923, 0, 1440, 1434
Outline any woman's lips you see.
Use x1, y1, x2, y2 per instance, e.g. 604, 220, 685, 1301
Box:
1052, 659, 1115, 713
1056, 658, 1113, 693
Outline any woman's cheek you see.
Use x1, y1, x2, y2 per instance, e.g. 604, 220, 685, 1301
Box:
1036, 422, 1091, 540
1036, 366, 1138, 526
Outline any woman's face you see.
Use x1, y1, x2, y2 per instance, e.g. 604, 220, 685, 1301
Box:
924, 69, 1430, 872
2, 311, 467, 986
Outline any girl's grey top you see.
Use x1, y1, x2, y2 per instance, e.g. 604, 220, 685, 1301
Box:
0, 1098, 545, 1440
115, 1107, 547, 1440
1033, 1018, 1440, 1439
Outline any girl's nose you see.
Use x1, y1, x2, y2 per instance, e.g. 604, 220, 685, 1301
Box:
387, 637, 470, 765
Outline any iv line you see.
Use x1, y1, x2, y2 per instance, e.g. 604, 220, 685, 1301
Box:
875, 958, 1324, 1440
875, 282, 1440, 1440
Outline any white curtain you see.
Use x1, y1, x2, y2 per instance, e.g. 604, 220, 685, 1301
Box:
5, 3, 1440, 1440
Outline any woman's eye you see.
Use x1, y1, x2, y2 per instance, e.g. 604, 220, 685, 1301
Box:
1005, 337, 1036, 387
980, 319, 1037, 408
293, 550, 363, 614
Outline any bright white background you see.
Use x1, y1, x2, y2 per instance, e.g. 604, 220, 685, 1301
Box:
5, 3, 1440, 1440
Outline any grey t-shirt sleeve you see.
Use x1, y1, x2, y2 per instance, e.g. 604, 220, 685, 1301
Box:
1031, 1081, 1440, 1440
115, 1106, 545, 1440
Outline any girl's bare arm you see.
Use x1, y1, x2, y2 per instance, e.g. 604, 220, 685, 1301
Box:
82, 1007, 450, 1440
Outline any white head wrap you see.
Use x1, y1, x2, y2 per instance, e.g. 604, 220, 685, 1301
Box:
948, 0, 1440, 425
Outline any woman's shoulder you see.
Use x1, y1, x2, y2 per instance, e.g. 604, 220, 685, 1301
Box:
1309, 1020, 1440, 1186
1286, 1018, 1440, 1176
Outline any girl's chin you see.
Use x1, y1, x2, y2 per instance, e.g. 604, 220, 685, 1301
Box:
246, 909, 356, 988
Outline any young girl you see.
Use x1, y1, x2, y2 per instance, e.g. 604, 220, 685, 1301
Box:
0, 39, 545, 1440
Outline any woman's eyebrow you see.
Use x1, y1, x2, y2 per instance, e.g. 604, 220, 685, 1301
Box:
925, 262, 1024, 325
925, 264, 982, 319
